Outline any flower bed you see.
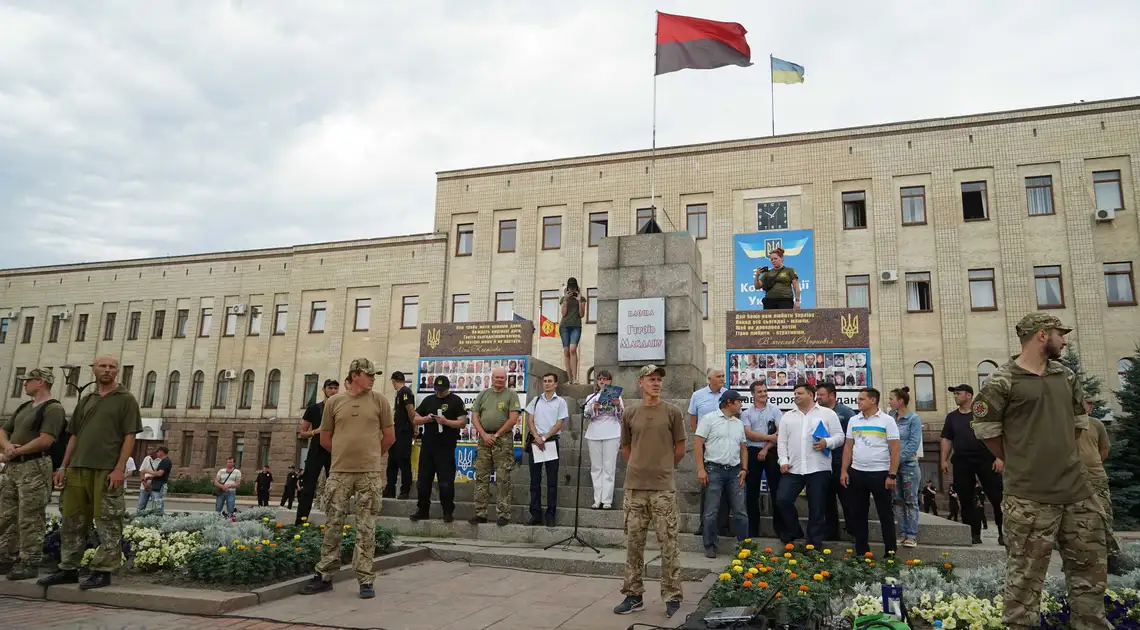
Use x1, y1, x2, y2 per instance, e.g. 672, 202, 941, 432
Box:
708, 539, 1140, 628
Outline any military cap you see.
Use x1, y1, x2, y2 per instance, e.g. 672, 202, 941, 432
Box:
1015, 312, 1072, 336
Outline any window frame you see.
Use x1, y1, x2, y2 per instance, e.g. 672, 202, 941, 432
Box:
239, 369, 256, 409
455, 223, 474, 257
967, 268, 998, 312
152, 310, 166, 339
701, 282, 709, 319
494, 292, 515, 322
121, 365, 134, 391
542, 215, 563, 250
188, 371, 205, 409
686, 204, 708, 239
223, 310, 238, 337
174, 309, 188, 338
180, 431, 194, 467
127, 310, 142, 340
587, 212, 608, 247
20, 316, 34, 344
636, 207, 656, 232
10, 368, 26, 398
904, 272, 934, 313
900, 186, 927, 226
842, 191, 868, 230
49, 315, 61, 343
273, 304, 287, 335
142, 371, 158, 408
101, 313, 115, 341
1033, 265, 1066, 310
165, 371, 181, 409
1093, 170, 1124, 211
231, 432, 245, 469
308, 301, 327, 333
353, 298, 371, 331
498, 219, 517, 253
539, 290, 561, 324
205, 431, 218, 469
913, 361, 937, 411
845, 274, 871, 311
0, 317, 9, 344
401, 295, 419, 329
264, 369, 281, 409
586, 288, 598, 323
1104, 261, 1137, 307
302, 374, 319, 408
75, 313, 88, 342
451, 294, 471, 323
213, 371, 230, 409
198, 308, 212, 338
960, 180, 990, 222
977, 360, 999, 390
1025, 175, 1055, 216
257, 432, 272, 469
248, 306, 261, 336
1121, 358, 1135, 389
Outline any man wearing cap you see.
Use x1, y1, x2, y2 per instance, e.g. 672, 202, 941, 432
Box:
0, 368, 65, 580
694, 389, 749, 558
469, 367, 521, 527
39, 355, 142, 591
613, 365, 687, 619
409, 375, 468, 523
301, 358, 394, 599
940, 382, 1003, 545
972, 313, 1110, 629
295, 378, 340, 526
384, 371, 416, 500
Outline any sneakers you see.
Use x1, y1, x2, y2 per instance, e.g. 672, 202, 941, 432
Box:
591, 503, 601, 510
359, 583, 375, 599
613, 595, 644, 615
300, 574, 333, 595
496, 517, 509, 527
469, 515, 488, 525
704, 548, 717, 559
602, 503, 612, 510
79, 571, 111, 590
37, 569, 79, 587
665, 599, 682, 618
902, 538, 917, 548
7, 565, 38, 581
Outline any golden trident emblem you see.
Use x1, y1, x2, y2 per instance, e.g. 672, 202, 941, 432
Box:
840, 313, 860, 339
426, 328, 441, 350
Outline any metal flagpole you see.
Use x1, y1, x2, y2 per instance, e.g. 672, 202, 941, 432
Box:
651, 15, 658, 224
770, 54, 775, 136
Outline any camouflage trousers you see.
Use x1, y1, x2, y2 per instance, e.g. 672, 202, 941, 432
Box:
1002, 494, 1111, 630
314, 471, 382, 584
1088, 475, 1121, 556
622, 489, 683, 602
59, 468, 126, 572
0, 457, 52, 565
473, 434, 513, 520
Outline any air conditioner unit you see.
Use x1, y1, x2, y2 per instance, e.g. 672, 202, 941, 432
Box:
230, 304, 247, 315
1095, 208, 1117, 222
879, 270, 899, 283
59, 310, 72, 321
223, 369, 238, 380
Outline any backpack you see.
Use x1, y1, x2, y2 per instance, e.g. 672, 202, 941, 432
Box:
11, 398, 69, 469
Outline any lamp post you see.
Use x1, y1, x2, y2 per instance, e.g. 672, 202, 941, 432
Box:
59, 364, 96, 399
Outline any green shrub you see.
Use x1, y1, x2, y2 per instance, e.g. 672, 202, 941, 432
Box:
165, 476, 255, 496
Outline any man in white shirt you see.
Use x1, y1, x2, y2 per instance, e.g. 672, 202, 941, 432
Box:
213, 459, 242, 516
839, 387, 900, 557
526, 373, 569, 527
775, 383, 844, 548
688, 369, 727, 538
694, 390, 749, 558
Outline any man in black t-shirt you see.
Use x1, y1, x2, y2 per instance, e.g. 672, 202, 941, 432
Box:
281, 466, 298, 509
255, 466, 273, 507
939, 384, 1003, 545
409, 376, 467, 523
295, 379, 340, 525
384, 372, 416, 499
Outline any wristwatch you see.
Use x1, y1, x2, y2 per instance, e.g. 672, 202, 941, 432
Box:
888, 473, 897, 479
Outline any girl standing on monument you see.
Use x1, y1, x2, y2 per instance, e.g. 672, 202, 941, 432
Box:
560, 277, 587, 383
753, 248, 801, 310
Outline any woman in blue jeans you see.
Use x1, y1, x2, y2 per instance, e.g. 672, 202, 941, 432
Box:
889, 387, 923, 547
559, 278, 587, 383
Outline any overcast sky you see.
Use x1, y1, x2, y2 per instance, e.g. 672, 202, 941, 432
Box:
3, 0, 1139, 269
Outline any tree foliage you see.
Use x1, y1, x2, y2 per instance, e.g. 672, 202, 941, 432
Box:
1106, 347, 1140, 529
1060, 345, 1109, 419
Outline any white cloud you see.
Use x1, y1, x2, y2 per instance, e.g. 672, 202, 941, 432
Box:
1, 0, 1138, 268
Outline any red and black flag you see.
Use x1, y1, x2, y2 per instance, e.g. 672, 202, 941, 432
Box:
655, 11, 752, 76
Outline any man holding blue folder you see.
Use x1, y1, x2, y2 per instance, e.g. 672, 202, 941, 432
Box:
775, 383, 844, 548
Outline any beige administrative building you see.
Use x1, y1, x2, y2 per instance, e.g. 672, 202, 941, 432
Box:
2, 97, 1138, 475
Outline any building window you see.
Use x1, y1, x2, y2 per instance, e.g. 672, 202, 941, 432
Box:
265, 369, 281, 409
842, 191, 867, 229
451, 294, 470, 323
901, 186, 927, 225
978, 360, 998, 390
913, 362, 936, 411
845, 275, 871, 310
1105, 262, 1136, 306
223, 310, 237, 337
49, 315, 61, 343
180, 431, 194, 467
127, 311, 141, 340
257, 432, 272, 468
542, 216, 562, 250
1033, 265, 1064, 309
540, 290, 560, 324
121, 365, 134, 391
152, 310, 166, 339
165, 371, 180, 409
586, 288, 598, 323
636, 207, 656, 232
213, 371, 230, 409
455, 223, 474, 256
74, 313, 88, 342
65, 369, 80, 397
1121, 358, 1135, 389
20, 317, 34, 344
495, 292, 515, 321
248, 306, 261, 335
199, 308, 212, 337
588, 212, 608, 247
273, 304, 287, 335
701, 283, 709, 319
10, 368, 25, 397
232, 432, 245, 469
353, 298, 371, 331
174, 309, 188, 338
968, 268, 997, 311
101, 313, 114, 341
961, 181, 989, 221
205, 431, 219, 468
309, 301, 326, 333
189, 370, 205, 409
1025, 175, 1055, 216
239, 370, 256, 409
302, 374, 319, 407
0, 318, 8, 343
905, 272, 933, 312
142, 371, 157, 408
401, 296, 419, 329
1094, 170, 1124, 211
498, 219, 517, 253
686, 204, 708, 239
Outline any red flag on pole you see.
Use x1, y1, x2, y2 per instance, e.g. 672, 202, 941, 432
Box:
655, 12, 752, 76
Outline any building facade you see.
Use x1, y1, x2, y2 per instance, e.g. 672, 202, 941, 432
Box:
3, 97, 1139, 475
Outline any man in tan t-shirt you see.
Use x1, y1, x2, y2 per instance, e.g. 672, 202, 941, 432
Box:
300, 358, 395, 600
614, 365, 686, 620
1080, 397, 1120, 568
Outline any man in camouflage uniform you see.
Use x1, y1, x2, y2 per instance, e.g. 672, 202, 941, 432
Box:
0, 368, 66, 580
1080, 397, 1121, 570
613, 365, 688, 619
39, 355, 142, 591
468, 367, 520, 526
971, 314, 1110, 629
300, 358, 394, 600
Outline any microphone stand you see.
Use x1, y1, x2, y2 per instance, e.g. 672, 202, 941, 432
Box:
545, 394, 599, 553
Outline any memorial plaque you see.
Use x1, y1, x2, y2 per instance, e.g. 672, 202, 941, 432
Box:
419, 320, 534, 357
725, 308, 869, 350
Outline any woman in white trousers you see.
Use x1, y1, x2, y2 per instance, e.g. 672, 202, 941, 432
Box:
584, 370, 623, 509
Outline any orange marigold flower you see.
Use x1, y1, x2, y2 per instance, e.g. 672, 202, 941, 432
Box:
789, 573, 797, 579
758, 581, 768, 588
775, 593, 781, 598
255, 545, 263, 551
742, 580, 753, 588
944, 563, 953, 569
864, 551, 874, 558
764, 547, 774, 554
799, 585, 808, 592
785, 543, 794, 550
821, 570, 830, 577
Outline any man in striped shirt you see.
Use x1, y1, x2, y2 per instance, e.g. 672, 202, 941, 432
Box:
839, 388, 900, 557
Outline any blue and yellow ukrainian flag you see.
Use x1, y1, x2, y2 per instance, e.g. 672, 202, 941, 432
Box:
771, 56, 805, 84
